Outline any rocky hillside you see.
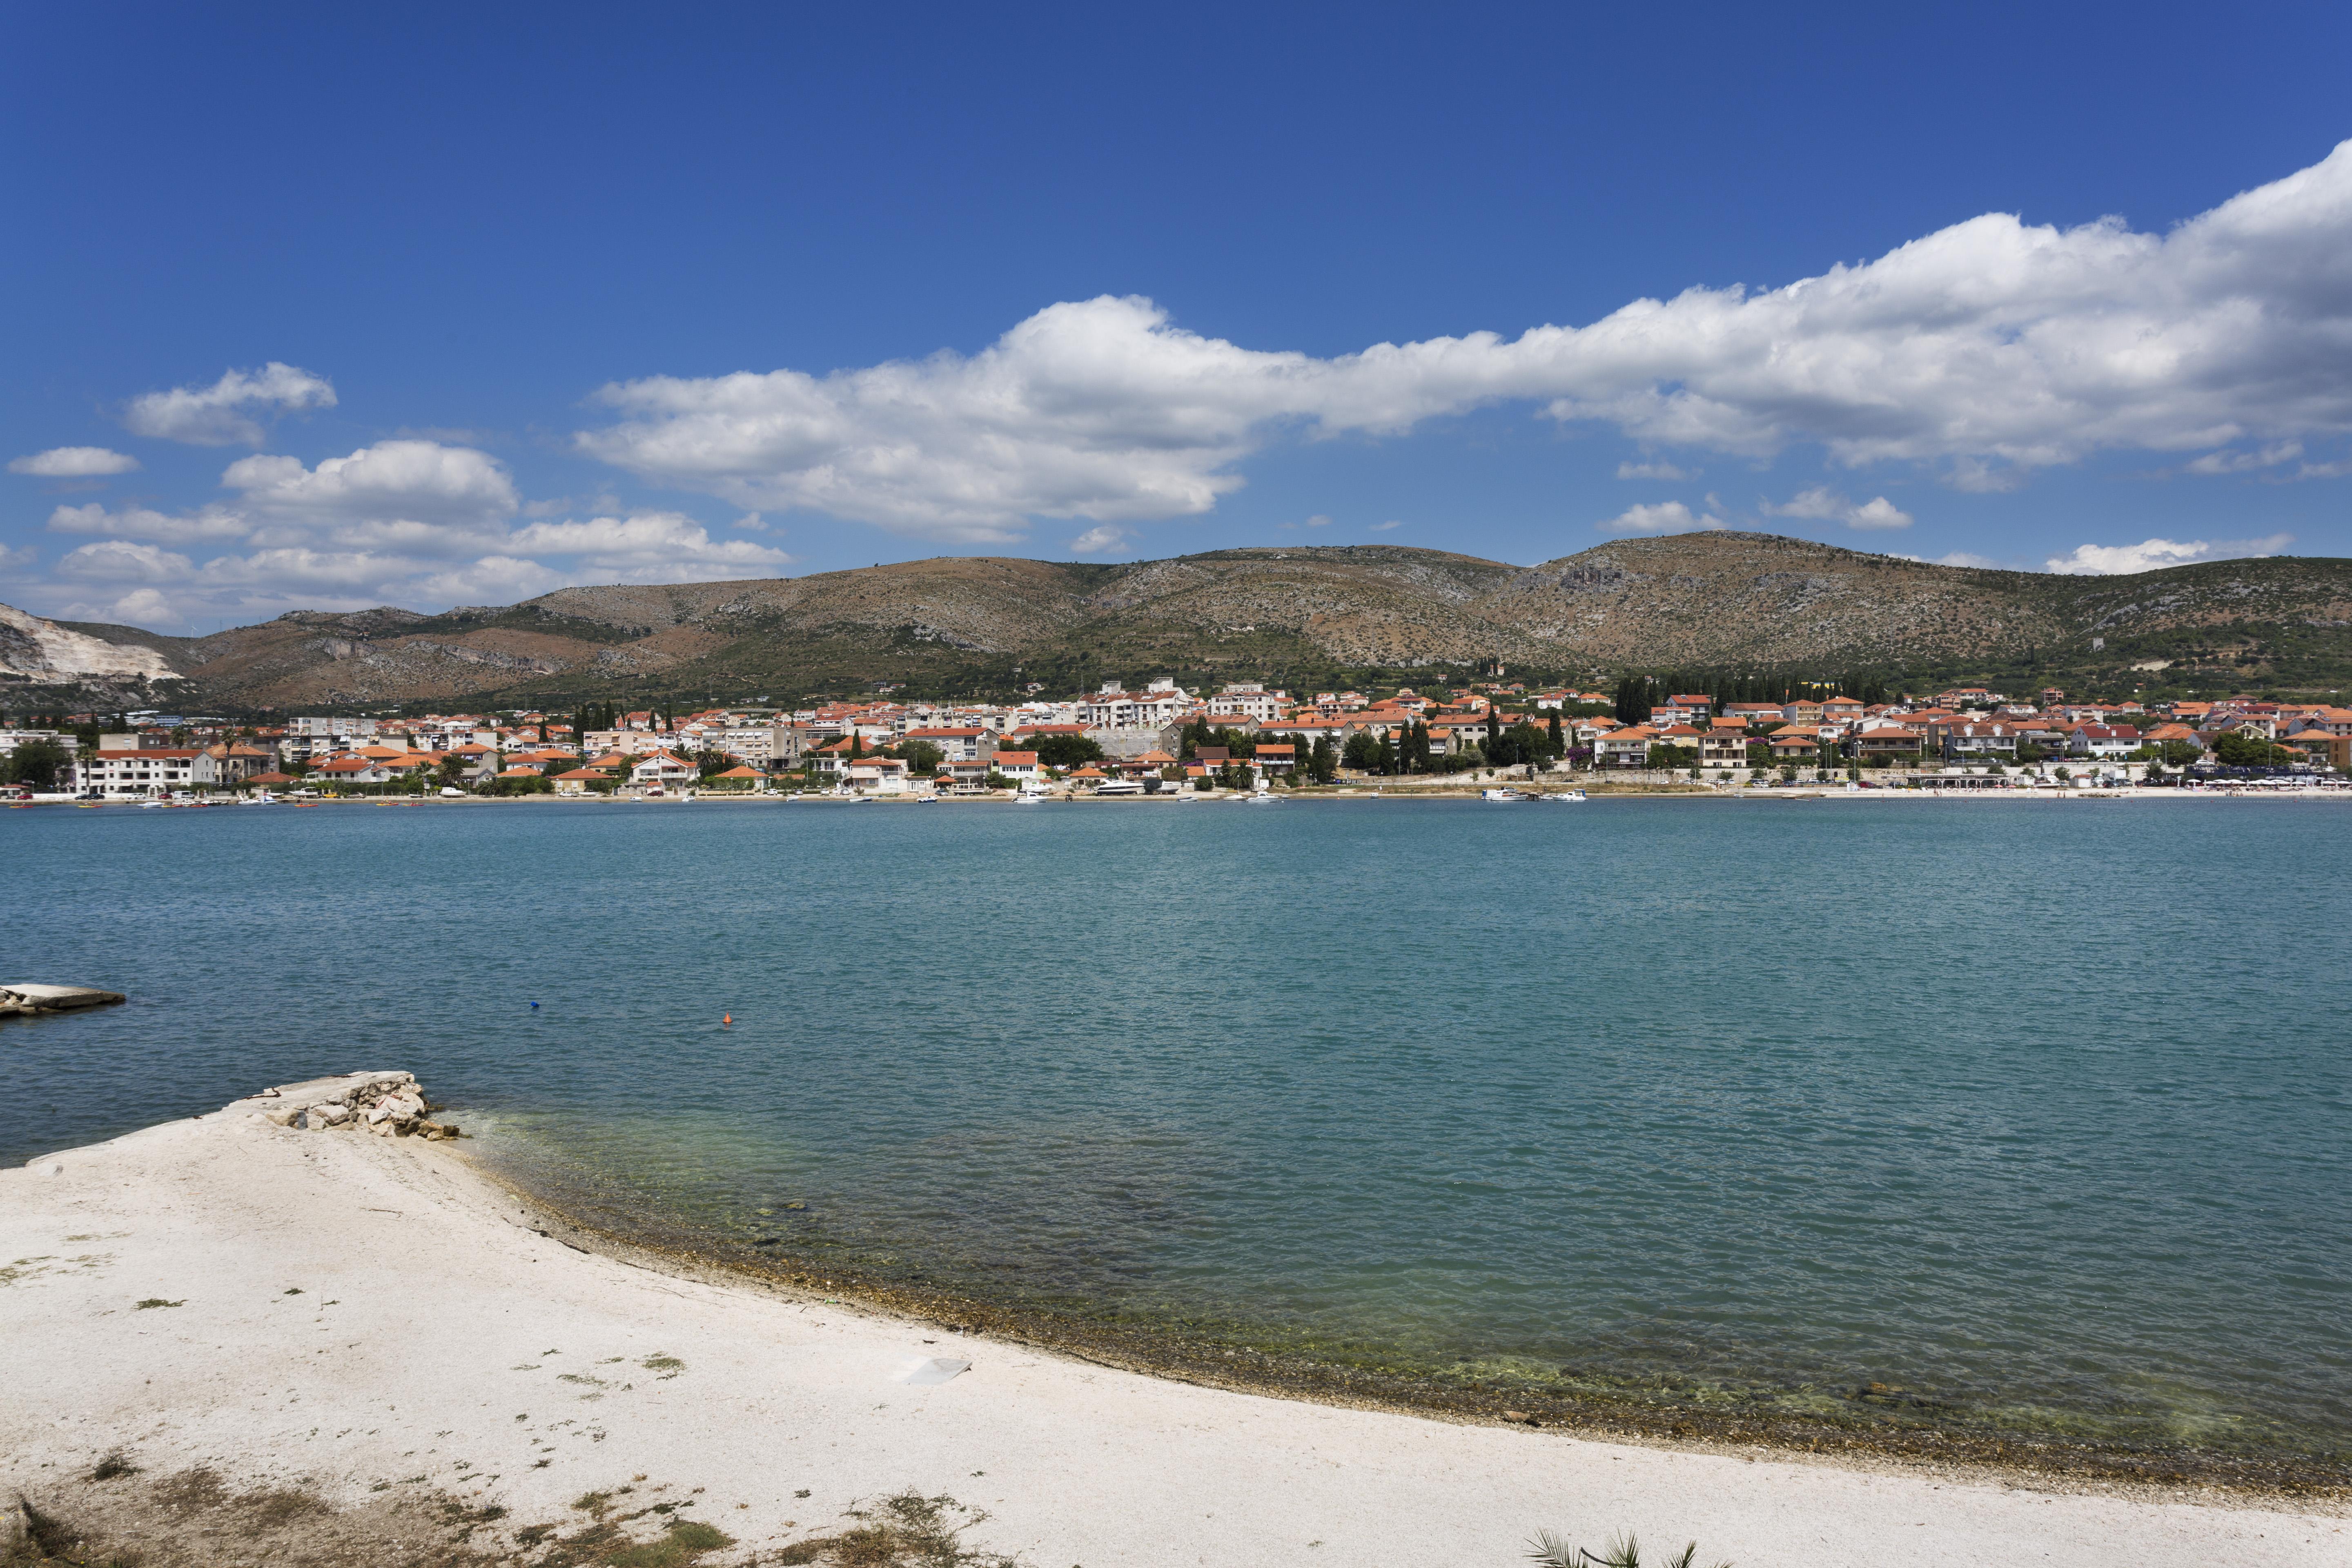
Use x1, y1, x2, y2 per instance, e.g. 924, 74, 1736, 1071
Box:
0, 601, 178, 693
14, 532, 2351, 710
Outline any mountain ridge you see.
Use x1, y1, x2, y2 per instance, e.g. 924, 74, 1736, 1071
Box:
12, 531, 2351, 710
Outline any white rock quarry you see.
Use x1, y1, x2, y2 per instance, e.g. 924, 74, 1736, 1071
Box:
0, 601, 178, 682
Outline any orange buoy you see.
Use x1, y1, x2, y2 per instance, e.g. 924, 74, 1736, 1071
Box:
722, 1013, 732, 1026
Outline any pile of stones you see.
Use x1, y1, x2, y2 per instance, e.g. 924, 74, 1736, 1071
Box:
259, 1071, 463, 1140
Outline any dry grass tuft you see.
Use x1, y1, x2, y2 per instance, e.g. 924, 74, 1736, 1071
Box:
771, 1492, 1018, 1566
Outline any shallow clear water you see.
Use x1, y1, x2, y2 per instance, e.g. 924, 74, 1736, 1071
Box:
6, 797, 2348, 1459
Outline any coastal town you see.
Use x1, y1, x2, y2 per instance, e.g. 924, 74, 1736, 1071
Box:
4, 676, 2348, 802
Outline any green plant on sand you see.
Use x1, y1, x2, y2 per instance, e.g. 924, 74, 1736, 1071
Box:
1528, 1530, 1731, 1568
772, 1492, 1017, 1566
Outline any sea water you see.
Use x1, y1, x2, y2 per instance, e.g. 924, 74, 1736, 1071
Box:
5, 797, 2347, 1463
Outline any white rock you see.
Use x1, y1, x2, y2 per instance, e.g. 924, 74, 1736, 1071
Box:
897, 1356, 971, 1385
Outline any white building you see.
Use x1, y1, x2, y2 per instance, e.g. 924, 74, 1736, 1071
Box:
1207, 683, 1291, 723
82, 747, 223, 797
1079, 684, 1191, 730
630, 751, 697, 789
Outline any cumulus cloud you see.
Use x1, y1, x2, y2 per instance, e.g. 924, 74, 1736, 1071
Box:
1067, 524, 1134, 555
1761, 486, 1914, 530
2043, 533, 2294, 575
121, 363, 337, 446
56, 539, 198, 584
25, 436, 791, 629
1599, 500, 1727, 535
506, 512, 790, 576
10, 446, 140, 478
575, 140, 2352, 540
224, 440, 518, 528
1615, 460, 1690, 481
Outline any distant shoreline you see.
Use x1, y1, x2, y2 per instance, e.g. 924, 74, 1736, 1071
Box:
20, 785, 2350, 808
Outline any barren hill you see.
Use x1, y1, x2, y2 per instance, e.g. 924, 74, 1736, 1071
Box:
15, 532, 2351, 710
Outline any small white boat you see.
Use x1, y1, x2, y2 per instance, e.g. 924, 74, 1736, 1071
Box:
1092, 780, 1145, 796
1015, 793, 1045, 804
1481, 787, 1520, 801
1545, 788, 1587, 801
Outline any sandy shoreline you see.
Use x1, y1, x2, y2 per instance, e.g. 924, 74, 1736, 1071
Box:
4, 1082, 2343, 1566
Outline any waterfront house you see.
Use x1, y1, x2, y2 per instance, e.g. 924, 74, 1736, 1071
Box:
313, 755, 394, 786
551, 767, 613, 795
1595, 726, 1657, 768
841, 757, 910, 794
2067, 724, 2144, 760
990, 750, 1041, 785
1938, 722, 2021, 760
630, 751, 697, 789
84, 746, 223, 797
937, 758, 993, 792
2284, 731, 2351, 771
1252, 742, 1297, 775
1768, 729, 1822, 761
1698, 723, 1749, 768
1853, 724, 1926, 761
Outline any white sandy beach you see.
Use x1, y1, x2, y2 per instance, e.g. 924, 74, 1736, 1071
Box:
4, 1080, 2342, 1567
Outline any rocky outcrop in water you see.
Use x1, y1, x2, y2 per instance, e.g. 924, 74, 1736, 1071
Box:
0, 984, 127, 1018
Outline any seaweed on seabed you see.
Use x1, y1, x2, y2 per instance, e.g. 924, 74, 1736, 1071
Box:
1527, 1531, 1731, 1568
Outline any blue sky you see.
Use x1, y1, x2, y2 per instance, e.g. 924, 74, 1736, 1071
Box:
5, 2, 2350, 630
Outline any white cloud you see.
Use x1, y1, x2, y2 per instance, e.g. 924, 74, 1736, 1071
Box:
1929, 551, 2002, 569
22, 436, 791, 628
56, 539, 197, 584
2043, 533, 2294, 575
1367, 520, 1402, 531
49, 501, 251, 544
1598, 500, 1727, 535
505, 512, 790, 576
10, 446, 140, 477
121, 363, 337, 446
1616, 459, 1690, 480
2183, 441, 2303, 474
223, 439, 518, 528
575, 140, 2352, 540
1762, 486, 1914, 530
1067, 524, 1134, 555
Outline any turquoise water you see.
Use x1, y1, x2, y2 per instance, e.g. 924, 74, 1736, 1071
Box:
5, 797, 2348, 1462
